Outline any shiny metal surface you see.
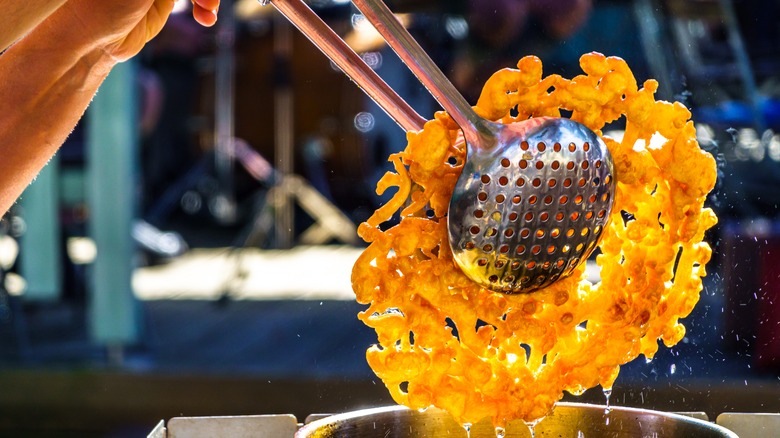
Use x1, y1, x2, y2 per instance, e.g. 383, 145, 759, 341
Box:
267, 0, 425, 132
351, 0, 616, 293
448, 117, 615, 293
295, 404, 739, 437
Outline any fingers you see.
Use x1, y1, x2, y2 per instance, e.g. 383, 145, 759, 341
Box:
192, 0, 219, 26
193, 0, 220, 10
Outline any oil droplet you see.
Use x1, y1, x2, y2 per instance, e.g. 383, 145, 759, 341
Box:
603, 387, 613, 414
462, 423, 472, 438
524, 419, 542, 438
495, 426, 506, 438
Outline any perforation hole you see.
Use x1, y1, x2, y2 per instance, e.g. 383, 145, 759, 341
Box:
504, 275, 515, 283
478, 192, 488, 201
470, 226, 481, 235
540, 212, 549, 222
580, 228, 590, 237
544, 195, 554, 205
568, 143, 576, 152
509, 212, 519, 221
542, 261, 552, 270
585, 211, 594, 220
489, 275, 498, 283
555, 212, 565, 221
524, 212, 534, 221
481, 175, 491, 184
501, 158, 511, 167
511, 261, 521, 270
547, 245, 556, 254
535, 161, 544, 170
602, 192, 610, 202
519, 160, 529, 169
520, 229, 531, 238
548, 179, 557, 188
528, 195, 538, 205
464, 242, 475, 250
559, 195, 569, 205
563, 178, 573, 187
504, 229, 514, 238
516, 178, 526, 187
538, 142, 546, 152
576, 243, 584, 252
496, 194, 506, 203
474, 209, 484, 218
567, 162, 575, 170
526, 261, 537, 269
532, 178, 542, 187
566, 229, 575, 237
485, 228, 497, 237
578, 178, 587, 187
551, 228, 560, 238
536, 229, 545, 238
562, 244, 571, 253
516, 245, 526, 255
583, 142, 590, 151
499, 176, 509, 186
574, 195, 584, 205
582, 161, 590, 170
570, 257, 580, 268
571, 212, 580, 220
520, 141, 529, 151
592, 177, 601, 186
594, 225, 603, 235
605, 175, 612, 184
589, 194, 597, 203
595, 159, 602, 168
495, 260, 505, 268
554, 143, 562, 152
512, 195, 522, 204
556, 259, 566, 268
478, 258, 488, 266
483, 244, 494, 252
598, 209, 607, 218
551, 161, 561, 170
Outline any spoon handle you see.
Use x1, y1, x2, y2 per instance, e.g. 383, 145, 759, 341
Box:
352, 0, 490, 145
270, 0, 426, 132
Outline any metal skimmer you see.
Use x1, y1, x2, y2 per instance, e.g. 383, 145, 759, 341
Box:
448, 117, 614, 292
353, 0, 616, 293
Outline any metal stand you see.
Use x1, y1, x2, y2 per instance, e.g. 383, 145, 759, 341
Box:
272, 13, 296, 248
213, 0, 238, 224
231, 140, 358, 247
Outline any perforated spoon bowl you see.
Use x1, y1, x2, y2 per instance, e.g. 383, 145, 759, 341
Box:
352, 0, 616, 292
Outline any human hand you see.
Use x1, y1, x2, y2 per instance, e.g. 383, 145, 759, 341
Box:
191, 0, 219, 27
61, 0, 220, 62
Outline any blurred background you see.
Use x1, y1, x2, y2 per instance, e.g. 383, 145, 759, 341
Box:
0, 0, 779, 436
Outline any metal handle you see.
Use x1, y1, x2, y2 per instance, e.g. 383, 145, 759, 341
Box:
268, 0, 426, 132
351, 0, 490, 146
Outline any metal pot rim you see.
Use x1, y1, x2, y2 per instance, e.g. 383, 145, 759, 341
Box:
296, 402, 739, 437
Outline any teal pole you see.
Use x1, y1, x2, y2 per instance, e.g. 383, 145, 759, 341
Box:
86, 60, 139, 352
18, 157, 62, 302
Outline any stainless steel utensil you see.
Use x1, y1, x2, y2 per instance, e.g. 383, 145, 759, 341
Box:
351, 0, 616, 293
264, 0, 425, 132
295, 404, 739, 437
